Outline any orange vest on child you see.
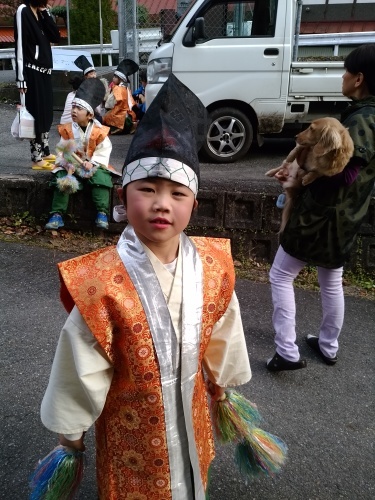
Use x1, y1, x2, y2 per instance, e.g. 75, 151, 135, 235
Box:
58, 237, 235, 499
103, 85, 137, 129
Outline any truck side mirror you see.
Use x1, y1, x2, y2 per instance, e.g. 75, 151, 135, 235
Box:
183, 17, 206, 48
194, 17, 206, 40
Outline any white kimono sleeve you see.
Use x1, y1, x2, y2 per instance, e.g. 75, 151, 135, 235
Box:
202, 291, 251, 387
90, 135, 112, 168
41, 306, 113, 435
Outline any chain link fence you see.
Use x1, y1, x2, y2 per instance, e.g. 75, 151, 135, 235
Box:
120, 1, 193, 72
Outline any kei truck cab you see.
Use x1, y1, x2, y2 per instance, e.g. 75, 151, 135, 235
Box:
145, 0, 375, 162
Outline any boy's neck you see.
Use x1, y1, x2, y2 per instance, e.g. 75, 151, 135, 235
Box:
77, 119, 92, 129
137, 233, 180, 264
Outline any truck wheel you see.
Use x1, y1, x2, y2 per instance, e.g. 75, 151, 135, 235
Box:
201, 107, 253, 163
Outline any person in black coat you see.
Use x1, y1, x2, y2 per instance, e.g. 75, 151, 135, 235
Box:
14, 1, 60, 169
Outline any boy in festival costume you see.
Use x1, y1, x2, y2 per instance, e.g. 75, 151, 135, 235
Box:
103, 58, 138, 134
40, 74, 252, 499
45, 78, 120, 231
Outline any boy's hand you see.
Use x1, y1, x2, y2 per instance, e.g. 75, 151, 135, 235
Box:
207, 381, 226, 401
59, 434, 85, 452
82, 161, 93, 171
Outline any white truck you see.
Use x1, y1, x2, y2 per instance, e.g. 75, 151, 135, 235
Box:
145, 0, 375, 162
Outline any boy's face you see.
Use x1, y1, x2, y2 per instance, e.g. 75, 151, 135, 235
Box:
85, 70, 97, 79
121, 177, 197, 253
112, 76, 120, 85
71, 104, 93, 126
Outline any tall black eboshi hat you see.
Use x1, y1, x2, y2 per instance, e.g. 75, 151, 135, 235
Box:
122, 74, 208, 195
74, 55, 96, 76
114, 58, 140, 83
72, 78, 105, 114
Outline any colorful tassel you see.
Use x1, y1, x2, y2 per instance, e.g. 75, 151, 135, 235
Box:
235, 429, 288, 478
56, 173, 80, 194
29, 446, 85, 500
212, 390, 288, 479
211, 390, 261, 443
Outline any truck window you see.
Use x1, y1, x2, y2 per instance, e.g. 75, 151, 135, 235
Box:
195, 0, 278, 40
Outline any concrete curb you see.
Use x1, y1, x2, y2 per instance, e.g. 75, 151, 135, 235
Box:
1, 172, 374, 273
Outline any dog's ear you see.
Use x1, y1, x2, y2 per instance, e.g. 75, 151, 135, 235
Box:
313, 126, 342, 157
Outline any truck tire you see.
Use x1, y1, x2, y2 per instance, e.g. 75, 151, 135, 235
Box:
201, 107, 253, 163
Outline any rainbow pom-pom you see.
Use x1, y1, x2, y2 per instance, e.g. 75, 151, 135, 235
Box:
56, 174, 80, 194
29, 446, 85, 500
212, 390, 288, 479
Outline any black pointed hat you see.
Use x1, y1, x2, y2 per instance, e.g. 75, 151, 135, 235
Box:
73, 78, 105, 114
122, 74, 209, 194
114, 58, 139, 82
74, 55, 95, 76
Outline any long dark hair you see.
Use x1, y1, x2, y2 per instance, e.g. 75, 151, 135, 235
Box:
344, 44, 375, 95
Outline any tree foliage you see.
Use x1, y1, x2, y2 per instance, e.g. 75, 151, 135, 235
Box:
1, 1, 22, 23
50, 6, 67, 26
70, 0, 116, 45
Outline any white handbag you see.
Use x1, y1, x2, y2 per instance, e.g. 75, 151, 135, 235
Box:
11, 93, 36, 140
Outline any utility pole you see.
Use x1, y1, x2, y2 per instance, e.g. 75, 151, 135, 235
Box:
117, 0, 126, 61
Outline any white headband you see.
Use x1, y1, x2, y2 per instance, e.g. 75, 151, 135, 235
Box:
72, 98, 93, 115
114, 70, 127, 82
122, 157, 198, 195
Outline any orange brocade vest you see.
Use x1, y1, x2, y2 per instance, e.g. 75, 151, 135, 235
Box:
58, 237, 235, 499
57, 122, 110, 160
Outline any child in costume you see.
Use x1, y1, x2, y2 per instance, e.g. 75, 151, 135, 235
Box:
60, 76, 83, 125
132, 70, 147, 121
40, 74, 252, 499
73, 54, 108, 122
45, 78, 120, 231
103, 58, 138, 134
266, 43, 375, 371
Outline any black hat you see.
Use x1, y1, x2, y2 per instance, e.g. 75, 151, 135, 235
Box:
72, 78, 105, 114
122, 74, 208, 195
114, 58, 139, 82
74, 55, 96, 76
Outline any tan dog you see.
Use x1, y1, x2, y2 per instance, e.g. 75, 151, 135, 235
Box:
266, 117, 354, 232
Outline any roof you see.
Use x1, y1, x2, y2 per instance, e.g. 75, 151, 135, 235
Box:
47, 0, 177, 15
0, 27, 67, 44
300, 21, 375, 34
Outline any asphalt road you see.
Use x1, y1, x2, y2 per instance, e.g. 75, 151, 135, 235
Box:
0, 241, 374, 499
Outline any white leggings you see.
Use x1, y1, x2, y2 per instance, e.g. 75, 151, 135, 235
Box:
269, 246, 344, 361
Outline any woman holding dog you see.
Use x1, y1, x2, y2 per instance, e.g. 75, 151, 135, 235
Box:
267, 44, 375, 372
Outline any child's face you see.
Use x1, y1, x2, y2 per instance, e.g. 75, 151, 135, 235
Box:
85, 70, 97, 79
123, 177, 197, 253
71, 104, 93, 126
112, 76, 121, 85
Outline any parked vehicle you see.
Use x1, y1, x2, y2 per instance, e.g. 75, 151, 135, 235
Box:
146, 0, 375, 162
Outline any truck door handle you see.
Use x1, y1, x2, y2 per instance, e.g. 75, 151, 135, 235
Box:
264, 48, 279, 56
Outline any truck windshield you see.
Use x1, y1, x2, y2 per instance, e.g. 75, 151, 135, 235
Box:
192, 0, 278, 39
163, 0, 200, 42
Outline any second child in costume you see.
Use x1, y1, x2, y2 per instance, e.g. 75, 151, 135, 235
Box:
103, 58, 138, 134
39, 74, 252, 499
45, 78, 120, 231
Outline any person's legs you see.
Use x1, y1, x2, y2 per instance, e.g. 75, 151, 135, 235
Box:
269, 246, 306, 361
315, 266, 344, 359
41, 132, 50, 157
89, 168, 112, 229
30, 136, 43, 163
91, 185, 110, 214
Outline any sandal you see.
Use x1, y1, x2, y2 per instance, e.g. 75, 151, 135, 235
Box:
32, 161, 55, 170
43, 154, 57, 162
